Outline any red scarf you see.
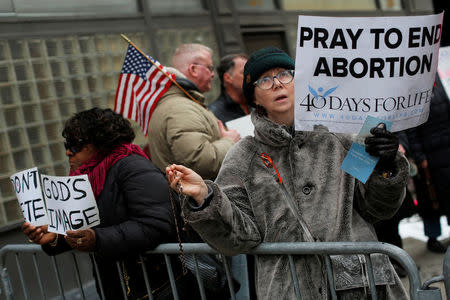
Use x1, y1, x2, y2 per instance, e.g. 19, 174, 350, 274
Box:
69, 143, 148, 199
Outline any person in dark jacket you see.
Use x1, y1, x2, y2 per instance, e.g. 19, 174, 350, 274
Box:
405, 74, 450, 253
208, 53, 251, 124
22, 108, 199, 299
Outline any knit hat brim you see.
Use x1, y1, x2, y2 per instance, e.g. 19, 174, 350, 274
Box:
242, 47, 295, 106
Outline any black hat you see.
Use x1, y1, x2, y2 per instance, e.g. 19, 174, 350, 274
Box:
242, 47, 295, 106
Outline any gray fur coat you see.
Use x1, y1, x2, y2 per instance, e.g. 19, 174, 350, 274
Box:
182, 112, 409, 299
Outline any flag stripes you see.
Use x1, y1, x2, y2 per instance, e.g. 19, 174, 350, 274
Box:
114, 45, 175, 135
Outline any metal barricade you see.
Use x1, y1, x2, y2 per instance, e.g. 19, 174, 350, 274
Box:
420, 247, 450, 300
0, 242, 446, 300
0, 244, 95, 300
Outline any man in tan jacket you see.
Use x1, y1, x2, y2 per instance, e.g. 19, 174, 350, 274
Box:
148, 44, 241, 180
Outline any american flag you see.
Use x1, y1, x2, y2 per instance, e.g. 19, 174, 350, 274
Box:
114, 45, 175, 135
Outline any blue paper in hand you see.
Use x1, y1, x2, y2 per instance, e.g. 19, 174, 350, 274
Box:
340, 116, 392, 183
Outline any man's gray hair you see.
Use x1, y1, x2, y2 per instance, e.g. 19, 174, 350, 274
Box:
171, 43, 213, 74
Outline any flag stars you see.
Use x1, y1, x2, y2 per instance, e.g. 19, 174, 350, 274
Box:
120, 47, 154, 78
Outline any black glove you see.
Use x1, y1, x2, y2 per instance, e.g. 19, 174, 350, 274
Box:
364, 123, 399, 173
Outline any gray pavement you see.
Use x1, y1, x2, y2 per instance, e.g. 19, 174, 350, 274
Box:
400, 237, 449, 299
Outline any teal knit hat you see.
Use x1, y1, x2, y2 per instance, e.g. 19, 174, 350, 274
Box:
243, 47, 295, 106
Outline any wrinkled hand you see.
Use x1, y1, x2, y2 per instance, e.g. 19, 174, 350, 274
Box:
218, 120, 241, 143
166, 164, 208, 205
65, 229, 96, 252
22, 222, 57, 245
364, 123, 399, 170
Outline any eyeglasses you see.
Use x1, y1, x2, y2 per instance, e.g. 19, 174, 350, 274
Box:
64, 140, 85, 154
193, 63, 215, 72
254, 70, 295, 90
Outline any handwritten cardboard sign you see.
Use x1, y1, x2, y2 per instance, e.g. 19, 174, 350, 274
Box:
41, 174, 100, 235
294, 13, 443, 133
10, 167, 48, 226
10, 168, 100, 234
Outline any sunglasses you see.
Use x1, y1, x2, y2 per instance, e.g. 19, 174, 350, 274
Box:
64, 139, 85, 154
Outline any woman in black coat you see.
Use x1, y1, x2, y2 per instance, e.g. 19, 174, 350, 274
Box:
405, 75, 450, 253
22, 108, 199, 299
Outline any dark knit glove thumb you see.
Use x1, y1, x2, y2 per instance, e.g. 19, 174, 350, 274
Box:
364, 123, 399, 172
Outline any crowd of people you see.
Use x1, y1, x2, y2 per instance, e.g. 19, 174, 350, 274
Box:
21, 40, 448, 299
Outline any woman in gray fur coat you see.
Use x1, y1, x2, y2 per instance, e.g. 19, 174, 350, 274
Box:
166, 47, 409, 299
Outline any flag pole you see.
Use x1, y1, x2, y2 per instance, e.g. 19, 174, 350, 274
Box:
120, 34, 205, 107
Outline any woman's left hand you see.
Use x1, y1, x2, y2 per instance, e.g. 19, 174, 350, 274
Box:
65, 229, 96, 252
364, 123, 399, 170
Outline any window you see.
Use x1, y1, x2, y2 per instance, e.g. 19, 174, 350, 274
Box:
12, 0, 138, 14
242, 32, 288, 56
282, 0, 376, 11
234, 0, 276, 11
380, 0, 402, 11
0, 0, 13, 13
147, 0, 205, 13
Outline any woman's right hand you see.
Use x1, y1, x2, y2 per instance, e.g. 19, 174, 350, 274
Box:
22, 222, 57, 245
166, 164, 209, 205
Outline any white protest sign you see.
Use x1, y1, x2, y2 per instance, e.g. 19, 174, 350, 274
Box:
295, 13, 443, 133
437, 46, 450, 99
41, 174, 100, 235
226, 115, 254, 137
10, 167, 48, 226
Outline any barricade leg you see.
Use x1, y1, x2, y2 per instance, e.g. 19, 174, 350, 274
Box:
220, 254, 236, 300
417, 287, 442, 300
443, 247, 450, 300
231, 254, 250, 300
1, 267, 13, 300
32, 254, 47, 299
139, 254, 155, 300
